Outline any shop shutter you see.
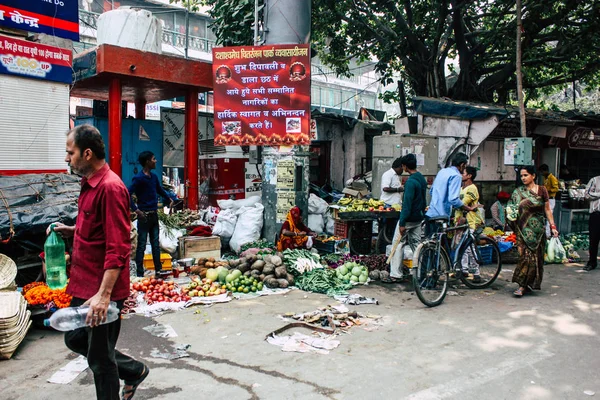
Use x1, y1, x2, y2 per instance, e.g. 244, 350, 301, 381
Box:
0, 75, 70, 173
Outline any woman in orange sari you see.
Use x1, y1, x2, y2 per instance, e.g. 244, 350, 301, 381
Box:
277, 206, 316, 251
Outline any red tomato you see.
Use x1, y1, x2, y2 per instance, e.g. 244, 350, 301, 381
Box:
132, 283, 140, 291
157, 278, 164, 285
148, 284, 154, 291
141, 285, 148, 292
158, 295, 164, 302
151, 294, 159, 301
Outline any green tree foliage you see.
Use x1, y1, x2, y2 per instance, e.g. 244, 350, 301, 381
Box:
173, 0, 600, 105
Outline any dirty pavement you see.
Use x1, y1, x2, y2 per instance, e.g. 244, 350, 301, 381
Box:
1, 262, 599, 400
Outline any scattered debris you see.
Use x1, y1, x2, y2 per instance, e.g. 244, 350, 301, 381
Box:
150, 344, 191, 360
185, 292, 233, 306
447, 291, 460, 296
143, 323, 178, 338
280, 304, 383, 332
584, 390, 595, 396
266, 332, 340, 354
47, 356, 88, 384
334, 293, 379, 305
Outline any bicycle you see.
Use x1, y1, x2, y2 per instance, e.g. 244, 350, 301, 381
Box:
411, 217, 502, 307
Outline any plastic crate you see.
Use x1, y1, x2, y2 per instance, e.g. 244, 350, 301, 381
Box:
334, 220, 349, 238
478, 245, 493, 264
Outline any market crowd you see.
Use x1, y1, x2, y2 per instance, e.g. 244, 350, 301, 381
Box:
381, 151, 598, 297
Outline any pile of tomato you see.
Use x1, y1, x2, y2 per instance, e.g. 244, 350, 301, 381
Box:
131, 278, 191, 304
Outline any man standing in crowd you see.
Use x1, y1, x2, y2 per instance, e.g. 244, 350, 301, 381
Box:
426, 152, 475, 231
455, 166, 483, 282
585, 174, 600, 271
52, 125, 148, 400
129, 151, 176, 278
539, 164, 559, 237
386, 154, 427, 282
380, 157, 404, 205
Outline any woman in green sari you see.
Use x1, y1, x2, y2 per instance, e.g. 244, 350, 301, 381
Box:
507, 166, 558, 297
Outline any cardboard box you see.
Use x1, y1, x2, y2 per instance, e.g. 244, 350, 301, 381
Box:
342, 187, 369, 198
178, 236, 221, 260
143, 253, 172, 270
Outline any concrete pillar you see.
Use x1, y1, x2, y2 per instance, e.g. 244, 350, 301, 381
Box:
108, 77, 122, 177
261, 0, 312, 243
185, 89, 199, 210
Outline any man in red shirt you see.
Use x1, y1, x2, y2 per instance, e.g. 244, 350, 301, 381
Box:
52, 125, 148, 400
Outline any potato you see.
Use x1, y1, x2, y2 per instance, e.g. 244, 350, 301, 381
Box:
277, 279, 289, 288
205, 262, 214, 268
252, 260, 265, 271
275, 266, 287, 279
285, 273, 295, 286
259, 274, 266, 281
238, 262, 250, 273
208, 257, 215, 263
263, 263, 275, 276
270, 255, 282, 266
264, 278, 279, 288
264, 274, 275, 282
251, 270, 261, 278
262, 255, 272, 264
244, 270, 252, 277
257, 254, 263, 260
228, 259, 240, 268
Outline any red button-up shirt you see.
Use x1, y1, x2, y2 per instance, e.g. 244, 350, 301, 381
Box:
67, 164, 131, 301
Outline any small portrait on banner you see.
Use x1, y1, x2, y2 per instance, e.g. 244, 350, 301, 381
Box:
215, 65, 232, 84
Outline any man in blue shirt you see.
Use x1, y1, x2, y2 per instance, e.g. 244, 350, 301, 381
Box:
426, 152, 475, 234
129, 151, 176, 277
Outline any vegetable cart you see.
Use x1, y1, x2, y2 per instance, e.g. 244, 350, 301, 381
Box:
337, 211, 400, 255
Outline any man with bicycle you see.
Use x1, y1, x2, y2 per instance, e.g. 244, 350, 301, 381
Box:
426, 152, 476, 228
387, 154, 427, 282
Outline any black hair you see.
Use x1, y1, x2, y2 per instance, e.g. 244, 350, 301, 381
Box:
68, 124, 105, 160
138, 151, 154, 167
520, 165, 537, 178
451, 152, 468, 167
392, 157, 403, 169
539, 164, 549, 172
401, 154, 417, 170
465, 166, 477, 180
560, 164, 569, 171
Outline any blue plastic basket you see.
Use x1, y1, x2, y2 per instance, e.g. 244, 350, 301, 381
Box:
478, 245, 493, 264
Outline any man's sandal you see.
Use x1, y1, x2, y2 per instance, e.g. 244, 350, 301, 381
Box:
122, 365, 149, 400
513, 287, 525, 297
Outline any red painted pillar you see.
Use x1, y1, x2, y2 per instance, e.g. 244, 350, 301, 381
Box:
108, 78, 122, 177
185, 89, 199, 210
135, 100, 146, 120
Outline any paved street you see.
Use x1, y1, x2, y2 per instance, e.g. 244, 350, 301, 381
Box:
1, 261, 599, 400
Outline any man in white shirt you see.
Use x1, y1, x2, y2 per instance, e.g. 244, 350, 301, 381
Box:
585, 175, 600, 271
380, 158, 404, 205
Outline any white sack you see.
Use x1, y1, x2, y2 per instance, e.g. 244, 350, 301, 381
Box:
308, 194, 329, 215
212, 209, 238, 239
158, 221, 185, 254
204, 206, 220, 226
229, 204, 264, 253
217, 196, 262, 210
308, 214, 325, 234
325, 214, 335, 235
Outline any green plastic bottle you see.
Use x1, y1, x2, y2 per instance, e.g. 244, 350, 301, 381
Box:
45, 223, 67, 290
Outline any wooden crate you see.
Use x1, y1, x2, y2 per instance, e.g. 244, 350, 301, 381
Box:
178, 236, 221, 260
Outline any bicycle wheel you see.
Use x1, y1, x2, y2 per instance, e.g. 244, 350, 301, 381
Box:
460, 236, 502, 289
412, 241, 449, 307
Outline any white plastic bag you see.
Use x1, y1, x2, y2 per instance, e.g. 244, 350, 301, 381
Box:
307, 213, 325, 234
229, 203, 264, 253
158, 221, 185, 254
308, 194, 329, 215
212, 209, 238, 239
217, 196, 262, 210
324, 214, 335, 235
204, 206, 220, 226
546, 237, 567, 263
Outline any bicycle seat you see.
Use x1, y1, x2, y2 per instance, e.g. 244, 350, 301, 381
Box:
427, 216, 450, 223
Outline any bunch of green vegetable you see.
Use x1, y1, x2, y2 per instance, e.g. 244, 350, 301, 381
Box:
561, 233, 589, 251
282, 249, 320, 266
240, 239, 275, 253
295, 268, 353, 296
157, 209, 202, 230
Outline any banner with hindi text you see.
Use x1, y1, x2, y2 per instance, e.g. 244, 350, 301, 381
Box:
212, 44, 310, 146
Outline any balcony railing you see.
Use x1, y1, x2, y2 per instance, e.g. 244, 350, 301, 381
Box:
79, 10, 215, 54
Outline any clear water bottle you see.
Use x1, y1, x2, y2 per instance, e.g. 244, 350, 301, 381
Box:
43, 302, 119, 331
45, 223, 67, 290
